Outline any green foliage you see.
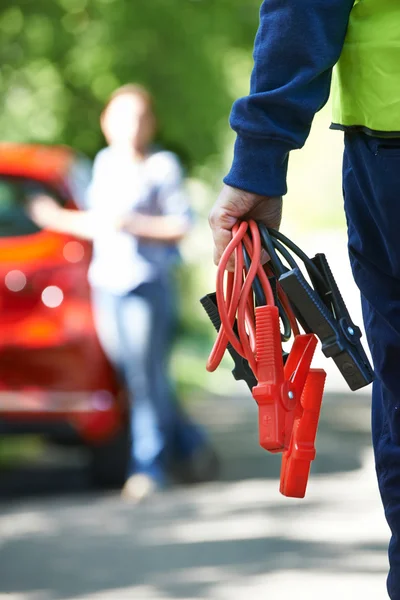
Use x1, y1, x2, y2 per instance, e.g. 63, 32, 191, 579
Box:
0, 0, 260, 169
0, 1, 264, 397
0, 2, 346, 404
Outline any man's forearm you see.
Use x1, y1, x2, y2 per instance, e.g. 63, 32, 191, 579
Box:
224, 0, 354, 197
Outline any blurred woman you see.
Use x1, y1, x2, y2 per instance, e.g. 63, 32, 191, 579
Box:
29, 84, 217, 501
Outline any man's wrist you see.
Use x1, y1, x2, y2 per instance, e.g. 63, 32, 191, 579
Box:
224, 135, 290, 197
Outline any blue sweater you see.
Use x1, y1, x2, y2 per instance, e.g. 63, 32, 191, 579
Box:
224, 0, 354, 197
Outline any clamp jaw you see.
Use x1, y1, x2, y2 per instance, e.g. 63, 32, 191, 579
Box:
280, 369, 326, 498
279, 253, 374, 391
244, 305, 325, 498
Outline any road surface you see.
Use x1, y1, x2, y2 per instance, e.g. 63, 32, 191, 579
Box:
0, 389, 390, 600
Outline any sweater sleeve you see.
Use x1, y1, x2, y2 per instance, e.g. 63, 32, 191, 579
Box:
224, 0, 354, 196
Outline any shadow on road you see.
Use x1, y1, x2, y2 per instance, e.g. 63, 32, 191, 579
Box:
0, 392, 372, 498
0, 391, 385, 600
209, 391, 372, 483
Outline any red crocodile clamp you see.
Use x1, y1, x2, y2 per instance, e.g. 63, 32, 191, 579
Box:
205, 219, 327, 499
280, 369, 326, 498
252, 304, 325, 497
252, 305, 318, 453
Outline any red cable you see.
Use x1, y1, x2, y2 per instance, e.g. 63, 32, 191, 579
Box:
207, 220, 276, 376
206, 220, 326, 499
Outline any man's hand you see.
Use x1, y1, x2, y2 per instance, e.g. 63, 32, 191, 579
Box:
209, 185, 282, 270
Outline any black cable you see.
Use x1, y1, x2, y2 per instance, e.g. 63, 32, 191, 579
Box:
243, 246, 265, 307
258, 223, 285, 276
277, 298, 292, 342
268, 228, 326, 285
271, 238, 299, 271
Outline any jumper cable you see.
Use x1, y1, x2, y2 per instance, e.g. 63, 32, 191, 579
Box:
201, 220, 374, 498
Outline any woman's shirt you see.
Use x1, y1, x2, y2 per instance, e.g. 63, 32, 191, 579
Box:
86, 147, 191, 295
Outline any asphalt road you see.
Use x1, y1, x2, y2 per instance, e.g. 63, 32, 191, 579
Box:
0, 389, 390, 600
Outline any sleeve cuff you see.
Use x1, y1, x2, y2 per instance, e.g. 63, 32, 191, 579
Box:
223, 135, 290, 197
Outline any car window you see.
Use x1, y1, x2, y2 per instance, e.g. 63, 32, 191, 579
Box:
67, 155, 93, 210
0, 177, 55, 238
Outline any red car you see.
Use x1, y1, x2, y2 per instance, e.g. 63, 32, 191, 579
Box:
0, 143, 129, 487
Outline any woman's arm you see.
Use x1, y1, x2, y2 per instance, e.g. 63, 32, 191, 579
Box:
120, 152, 192, 244
28, 193, 188, 243
27, 194, 97, 240
120, 213, 190, 243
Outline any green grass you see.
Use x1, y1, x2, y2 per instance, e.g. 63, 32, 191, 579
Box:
0, 436, 44, 468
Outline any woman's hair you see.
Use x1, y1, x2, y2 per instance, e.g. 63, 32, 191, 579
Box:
101, 83, 192, 168
102, 84, 155, 116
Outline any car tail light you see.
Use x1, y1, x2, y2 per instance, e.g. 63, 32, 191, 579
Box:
5, 270, 27, 292
0, 262, 89, 317
41, 286, 64, 308
63, 241, 85, 264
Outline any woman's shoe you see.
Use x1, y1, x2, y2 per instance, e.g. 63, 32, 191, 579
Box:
121, 473, 159, 503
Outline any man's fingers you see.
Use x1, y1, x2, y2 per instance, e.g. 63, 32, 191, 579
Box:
209, 203, 236, 268
209, 185, 283, 272
213, 246, 235, 272
211, 226, 233, 267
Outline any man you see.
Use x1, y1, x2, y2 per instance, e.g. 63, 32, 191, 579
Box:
209, 1, 400, 597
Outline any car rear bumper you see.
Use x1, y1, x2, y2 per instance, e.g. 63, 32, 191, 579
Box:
0, 335, 116, 391
0, 390, 126, 443
0, 418, 78, 439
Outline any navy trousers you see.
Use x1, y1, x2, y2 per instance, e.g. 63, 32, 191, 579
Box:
343, 132, 400, 599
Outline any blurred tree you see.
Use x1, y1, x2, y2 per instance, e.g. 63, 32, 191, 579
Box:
0, 1, 263, 396
0, 0, 259, 170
